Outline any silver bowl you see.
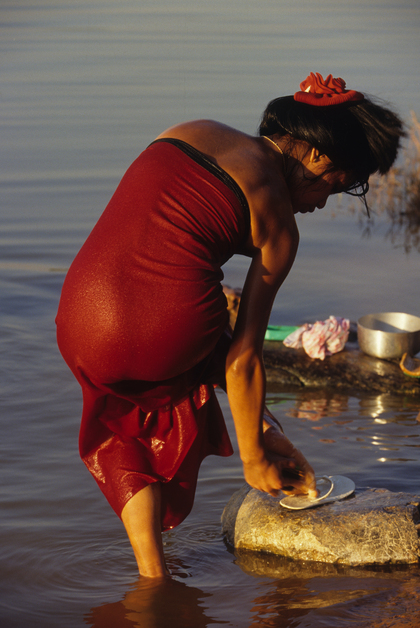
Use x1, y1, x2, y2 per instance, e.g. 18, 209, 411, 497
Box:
357, 312, 420, 359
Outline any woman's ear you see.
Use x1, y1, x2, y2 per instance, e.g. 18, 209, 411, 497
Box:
309, 148, 332, 168
309, 147, 320, 163
309, 147, 330, 163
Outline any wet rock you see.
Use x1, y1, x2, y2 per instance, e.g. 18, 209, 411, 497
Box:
222, 484, 420, 566
263, 340, 420, 396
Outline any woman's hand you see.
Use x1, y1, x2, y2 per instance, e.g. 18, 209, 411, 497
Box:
262, 417, 318, 498
242, 456, 294, 497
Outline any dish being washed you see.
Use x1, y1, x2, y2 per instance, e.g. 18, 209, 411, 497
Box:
279, 475, 356, 510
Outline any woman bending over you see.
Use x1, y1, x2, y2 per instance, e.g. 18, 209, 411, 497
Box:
56, 72, 404, 577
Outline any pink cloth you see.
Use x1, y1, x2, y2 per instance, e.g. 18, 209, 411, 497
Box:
283, 316, 350, 360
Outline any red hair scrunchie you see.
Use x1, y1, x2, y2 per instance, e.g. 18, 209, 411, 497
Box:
294, 72, 364, 106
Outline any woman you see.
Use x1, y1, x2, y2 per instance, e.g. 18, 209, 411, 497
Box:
56, 73, 404, 578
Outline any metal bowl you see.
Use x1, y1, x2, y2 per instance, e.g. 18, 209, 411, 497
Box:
357, 312, 420, 359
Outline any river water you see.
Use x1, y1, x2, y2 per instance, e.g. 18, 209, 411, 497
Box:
1, 1, 420, 626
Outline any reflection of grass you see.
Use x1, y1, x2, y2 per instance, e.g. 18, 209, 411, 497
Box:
356, 112, 420, 253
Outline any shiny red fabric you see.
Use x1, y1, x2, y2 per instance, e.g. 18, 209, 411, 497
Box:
56, 140, 249, 530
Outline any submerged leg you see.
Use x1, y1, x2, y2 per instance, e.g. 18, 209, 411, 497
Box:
121, 482, 169, 578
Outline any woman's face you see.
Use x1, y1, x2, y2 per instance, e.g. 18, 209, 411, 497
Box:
289, 147, 353, 214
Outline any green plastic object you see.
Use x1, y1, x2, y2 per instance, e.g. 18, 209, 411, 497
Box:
264, 325, 299, 342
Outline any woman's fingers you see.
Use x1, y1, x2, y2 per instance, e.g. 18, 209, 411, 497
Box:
289, 449, 318, 497
242, 423, 318, 498
263, 425, 318, 497
242, 459, 283, 497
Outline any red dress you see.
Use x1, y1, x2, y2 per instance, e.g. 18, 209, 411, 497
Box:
56, 139, 250, 529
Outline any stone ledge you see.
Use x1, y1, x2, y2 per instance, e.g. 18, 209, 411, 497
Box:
222, 484, 420, 566
223, 286, 420, 396
263, 341, 420, 396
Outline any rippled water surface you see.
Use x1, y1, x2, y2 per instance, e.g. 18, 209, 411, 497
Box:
1, 1, 420, 626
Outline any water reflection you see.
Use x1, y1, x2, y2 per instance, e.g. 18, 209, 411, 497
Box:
359, 394, 396, 419
273, 388, 420, 423
85, 553, 420, 628
266, 388, 420, 493
284, 391, 349, 422
234, 551, 420, 628
85, 577, 220, 628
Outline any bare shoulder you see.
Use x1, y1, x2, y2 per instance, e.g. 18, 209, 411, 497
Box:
156, 119, 241, 141
155, 120, 256, 162
156, 120, 281, 196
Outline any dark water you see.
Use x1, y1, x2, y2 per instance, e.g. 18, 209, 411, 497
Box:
1, 1, 420, 626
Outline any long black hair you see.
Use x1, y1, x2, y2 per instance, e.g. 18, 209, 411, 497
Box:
259, 95, 405, 201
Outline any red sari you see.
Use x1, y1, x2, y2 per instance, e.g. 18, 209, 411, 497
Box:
56, 139, 250, 529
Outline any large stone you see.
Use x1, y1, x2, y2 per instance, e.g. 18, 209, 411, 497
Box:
222, 484, 420, 566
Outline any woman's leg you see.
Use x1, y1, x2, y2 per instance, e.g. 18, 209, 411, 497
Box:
121, 482, 169, 578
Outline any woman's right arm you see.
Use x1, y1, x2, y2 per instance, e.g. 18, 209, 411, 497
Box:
225, 182, 316, 498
